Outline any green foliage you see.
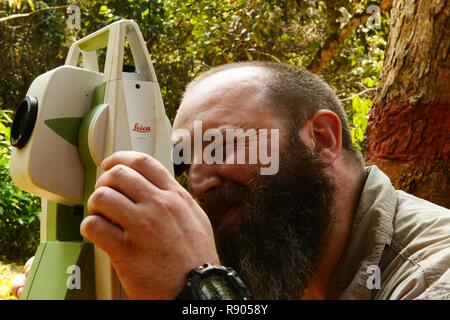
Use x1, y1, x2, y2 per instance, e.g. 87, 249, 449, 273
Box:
320, 5, 388, 152
0, 0, 387, 122
350, 95, 372, 152
0, 110, 40, 263
0, 262, 21, 300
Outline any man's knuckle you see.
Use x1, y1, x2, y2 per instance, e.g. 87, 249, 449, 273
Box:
176, 187, 191, 201
88, 187, 107, 210
81, 216, 98, 235
110, 164, 127, 177
129, 208, 155, 236
130, 153, 152, 168
96, 186, 111, 199
156, 194, 173, 212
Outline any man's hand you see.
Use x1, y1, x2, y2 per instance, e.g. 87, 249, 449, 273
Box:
80, 151, 220, 299
10, 257, 34, 299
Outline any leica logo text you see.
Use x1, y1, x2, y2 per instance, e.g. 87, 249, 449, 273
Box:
133, 123, 151, 133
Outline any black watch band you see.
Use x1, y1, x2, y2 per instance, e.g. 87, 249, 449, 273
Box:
176, 263, 251, 300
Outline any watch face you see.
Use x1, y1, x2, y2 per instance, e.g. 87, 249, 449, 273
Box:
200, 274, 236, 300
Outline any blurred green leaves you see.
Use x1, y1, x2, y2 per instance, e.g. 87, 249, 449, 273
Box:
0, 109, 40, 263
1, 0, 387, 126
350, 94, 372, 152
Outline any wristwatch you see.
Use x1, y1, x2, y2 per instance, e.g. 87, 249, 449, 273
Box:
176, 263, 251, 300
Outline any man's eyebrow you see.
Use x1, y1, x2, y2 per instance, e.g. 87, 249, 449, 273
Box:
172, 123, 252, 141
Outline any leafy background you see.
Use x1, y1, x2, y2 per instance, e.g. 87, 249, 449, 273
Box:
0, 0, 389, 298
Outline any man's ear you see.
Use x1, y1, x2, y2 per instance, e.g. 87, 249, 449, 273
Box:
299, 110, 342, 164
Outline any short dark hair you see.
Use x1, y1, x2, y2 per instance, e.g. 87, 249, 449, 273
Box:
186, 61, 362, 162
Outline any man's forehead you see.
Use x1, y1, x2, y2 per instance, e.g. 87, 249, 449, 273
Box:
187, 66, 267, 96
174, 66, 268, 130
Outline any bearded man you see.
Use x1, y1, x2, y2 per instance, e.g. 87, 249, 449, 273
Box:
12, 62, 450, 300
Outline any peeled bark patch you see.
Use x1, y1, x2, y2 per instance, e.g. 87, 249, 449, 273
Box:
366, 0, 450, 208
366, 102, 450, 162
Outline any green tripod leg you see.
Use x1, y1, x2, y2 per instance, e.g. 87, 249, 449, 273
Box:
20, 203, 95, 299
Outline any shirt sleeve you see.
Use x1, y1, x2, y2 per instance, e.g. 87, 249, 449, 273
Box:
415, 268, 450, 300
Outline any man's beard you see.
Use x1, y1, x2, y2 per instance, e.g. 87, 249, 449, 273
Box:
197, 134, 335, 299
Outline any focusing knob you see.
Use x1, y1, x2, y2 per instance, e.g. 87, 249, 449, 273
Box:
11, 96, 38, 149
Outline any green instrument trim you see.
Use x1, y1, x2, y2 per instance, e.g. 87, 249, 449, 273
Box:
78, 30, 110, 52
44, 117, 84, 147
21, 242, 95, 300
20, 243, 45, 299
79, 83, 106, 219
78, 84, 106, 168
44, 84, 106, 148
82, 166, 97, 219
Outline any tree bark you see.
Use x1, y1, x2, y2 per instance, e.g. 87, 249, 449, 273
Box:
366, 0, 450, 208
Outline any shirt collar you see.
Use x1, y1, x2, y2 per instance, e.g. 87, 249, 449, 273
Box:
327, 165, 397, 299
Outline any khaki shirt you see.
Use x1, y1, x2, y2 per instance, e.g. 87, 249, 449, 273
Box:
328, 165, 450, 299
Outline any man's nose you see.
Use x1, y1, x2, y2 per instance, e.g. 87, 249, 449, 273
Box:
187, 163, 223, 200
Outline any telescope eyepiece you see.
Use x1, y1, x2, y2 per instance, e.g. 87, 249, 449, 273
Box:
11, 96, 38, 149
172, 146, 186, 177
174, 162, 186, 177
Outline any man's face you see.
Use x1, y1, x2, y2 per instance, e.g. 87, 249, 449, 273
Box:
174, 67, 335, 299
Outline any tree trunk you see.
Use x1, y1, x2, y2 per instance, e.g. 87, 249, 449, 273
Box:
366, 0, 450, 208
